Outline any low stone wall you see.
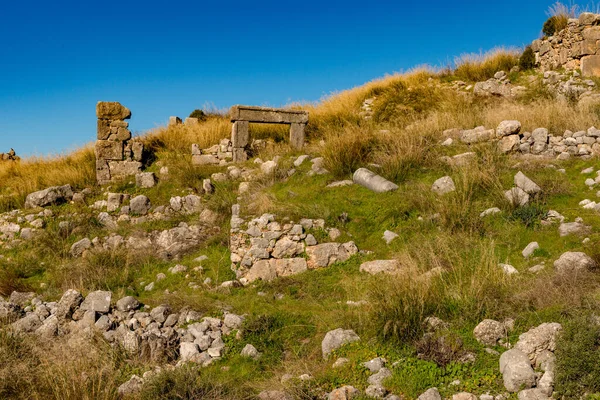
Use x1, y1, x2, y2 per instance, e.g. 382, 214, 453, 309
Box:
192, 139, 233, 166
229, 205, 358, 285
532, 12, 600, 76
448, 120, 600, 159
95, 102, 144, 185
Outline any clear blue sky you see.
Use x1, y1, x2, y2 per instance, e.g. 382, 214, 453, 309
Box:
0, 0, 556, 156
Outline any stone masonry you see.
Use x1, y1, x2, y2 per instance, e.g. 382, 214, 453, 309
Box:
532, 12, 600, 76
230, 105, 309, 162
95, 102, 144, 185
229, 205, 358, 285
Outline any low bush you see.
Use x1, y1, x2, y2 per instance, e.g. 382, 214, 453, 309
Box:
554, 315, 600, 398
519, 46, 537, 71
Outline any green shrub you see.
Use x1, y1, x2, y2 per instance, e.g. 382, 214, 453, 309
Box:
188, 109, 206, 120
519, 46, 537, 71
507, 203, 547, 229
543, 15, 568, 37
554, 315, 600, 398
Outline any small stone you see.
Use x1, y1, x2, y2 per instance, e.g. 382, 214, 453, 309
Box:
522, 242, 539, 258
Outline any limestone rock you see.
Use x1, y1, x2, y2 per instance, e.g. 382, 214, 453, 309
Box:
359, 260, 401, 275
514, 323, 562, 363
554, 251, 597, 274
80, 290, 112, 314
514, 172, 541, 194
24, 185, 74, 208
130, 195, 152, 215
497, 120, 522, 137
505, 187, 529, 206
328, 386, 360, 400
136, 172, 156, 188
353, 168, 398, 193
322, 328, 360, 358
499, 349, 536, 392
306, 242, 358, 269
473, 319, 506, 346
96, 102, 131, 120
432, 176, 456, 195
70, 238, 91, 257
118, 375, 144, 397
417, 388, 442, 400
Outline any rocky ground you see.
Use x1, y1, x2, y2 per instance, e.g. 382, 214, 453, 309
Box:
3, 58, 600, 399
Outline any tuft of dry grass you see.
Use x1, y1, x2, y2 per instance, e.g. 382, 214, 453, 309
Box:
0, 147, 95, 212
0, 330, 132, 400
454, 48, 520, 82
368, 235, 510, 342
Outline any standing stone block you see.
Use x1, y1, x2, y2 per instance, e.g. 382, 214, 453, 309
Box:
582, 55, 600, 77
232, 148, 247, 163
232, 121, 249, 148
169, 116, 182, 126
108, 161, 142, 179
185, 117, 199, 126
131, 142, 144, 162
115, 127, 132, 141
290, 123, 305, 149
95, 140, 123, 160
96, 160, 111, 184
97, 119, 111, 140
96, 102, 131, 120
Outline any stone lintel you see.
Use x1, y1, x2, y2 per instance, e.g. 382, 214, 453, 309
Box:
230, 105, 308, 124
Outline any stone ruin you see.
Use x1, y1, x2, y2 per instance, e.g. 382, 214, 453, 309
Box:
95, 102, 144, 185
230, 105, 308, 162
0, 148, 19, 161
229, 205, 358, 285
532, 12, 600, 76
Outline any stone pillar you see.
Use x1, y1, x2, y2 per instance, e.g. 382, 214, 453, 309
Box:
231, 121, 249, 162
95, 102, 143, 185
169, 116, 182, 126
289, 123, 305, 149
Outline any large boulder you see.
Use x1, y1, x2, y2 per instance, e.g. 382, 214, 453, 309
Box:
514, 172, 541, 194
473, 319, 506, 346
554, 251, 597, 274
460, 127, 495, 144
353, 168, 398, 193
70, 238, 91, 257
514, 323, 562, 363
497, 120, 521, 137
55, 289, 83, 320
306, 242, 358, 269
322, 328, 360, 359
79, 290, 112, 314
499, 349, 536, 392
24, 185, 74, 208
129, 195, 152, 215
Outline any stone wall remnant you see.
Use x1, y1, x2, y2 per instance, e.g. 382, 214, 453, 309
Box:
531, 13, 600, 76
95, 102, 143, 185
229, 105, 309, 162
0, 148, 20, 161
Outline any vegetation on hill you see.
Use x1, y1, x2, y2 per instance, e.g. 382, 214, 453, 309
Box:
4, 17, 600, 396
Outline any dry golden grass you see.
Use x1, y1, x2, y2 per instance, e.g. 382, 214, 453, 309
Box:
0, 147, 95, 211
454, 47, 520, 82
0, 331, 132, 400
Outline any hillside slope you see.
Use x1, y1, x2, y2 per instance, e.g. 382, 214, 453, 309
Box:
2, 44, 600, 400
